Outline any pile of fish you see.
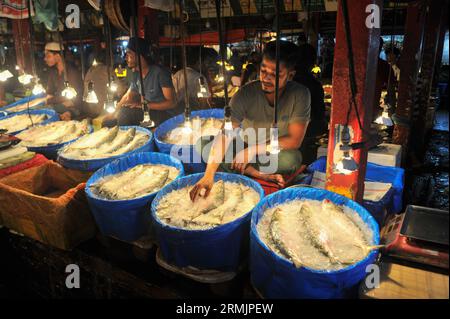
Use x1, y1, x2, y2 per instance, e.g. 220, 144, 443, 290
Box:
59, 126, 149, 160
163, 117, 223, 145
2, 96, 47, 113
90, 164, 180, 200
156, 180, 260, 230
0, 114, 48, 133
0, 146, 35, 169
16, 120, 89, 147
257, 199, 379, 271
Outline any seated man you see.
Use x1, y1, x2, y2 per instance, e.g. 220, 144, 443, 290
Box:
106, 37, 178, 127
44, 42, 83, 120
190, 41, 311, 200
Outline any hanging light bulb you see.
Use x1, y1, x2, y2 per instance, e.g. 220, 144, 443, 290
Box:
215, 73, 224, 83
0, 70, 13, 82
269, 125, 280, 154
15, 65, 20, 71
182, 115, 193, 134
223, 116, 233, 136
18, 73, 33, 85
32, 79, 46, 95
109, 79, 118, 92
85, 81, 98, 104
335, 125, 358, 175
374, 105, 393, 126
104, 100, 117, 114
336, 150, 358, 175
197, 77, 210, 98
61, 81, 77, 99
92, 58, 98, 67
140, 110, 155, 128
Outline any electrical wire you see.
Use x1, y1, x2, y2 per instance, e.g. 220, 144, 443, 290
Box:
179, 0, 190, 119
273, 0, 281, 126
214, 0, 230, 114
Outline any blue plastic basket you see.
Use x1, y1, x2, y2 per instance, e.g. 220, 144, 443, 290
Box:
154, 109, 224, 174
151, 172, 264, 272
250, 187, 380, 299
2, 93, 46, 114
0, 108, 59, 135
85, 152, 185, 242
57, 126, 155, 171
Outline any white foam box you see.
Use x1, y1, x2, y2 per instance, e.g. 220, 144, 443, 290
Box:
317, 143, 402, 167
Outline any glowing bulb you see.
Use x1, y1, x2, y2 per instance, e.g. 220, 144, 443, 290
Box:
197, 77, 210, 98
15, 65, 20, 71
109, 80, 118, 92
0, 70, 13, 82
85, 81, 98, 104
18, 73, 33, 85
336, 152, 358, 175
104, 100, 117, 114
32, 81, 46, 95
61, 81, 77, 100
92, 59, 98, 66
223, 118, 233, 136
140, 111, 155, 128
182, 118, 193, 134
269, 126, 280, 155
374, 111, 393, 126
215, 74, 224, 83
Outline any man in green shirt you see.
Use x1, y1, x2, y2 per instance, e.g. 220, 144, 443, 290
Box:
190, 41, 311, 201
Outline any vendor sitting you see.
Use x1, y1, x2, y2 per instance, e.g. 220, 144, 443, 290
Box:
190, 40, 311, 200
43, 42, 83, 121
104, 37, 178, 127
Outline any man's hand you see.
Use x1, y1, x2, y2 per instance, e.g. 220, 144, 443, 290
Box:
60, 111, 72, 121
231, 146, 256, 174
189, 174, 215, 202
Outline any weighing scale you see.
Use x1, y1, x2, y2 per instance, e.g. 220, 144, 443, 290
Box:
381, 205, 449, 269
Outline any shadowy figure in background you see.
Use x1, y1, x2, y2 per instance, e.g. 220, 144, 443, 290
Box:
293, 43, 327, 165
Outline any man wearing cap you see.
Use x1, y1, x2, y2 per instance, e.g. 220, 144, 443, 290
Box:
44, 42, 83, 120
111, 37, 178, 126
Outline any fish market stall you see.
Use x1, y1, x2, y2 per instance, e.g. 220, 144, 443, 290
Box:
154, 109, 224, 174
151, 173, 263, 282
58, 126, 154, 171
0, 93, 47, 114
16, 120, 91, 159
86, 152, 184, 242
0, 109, 59, 135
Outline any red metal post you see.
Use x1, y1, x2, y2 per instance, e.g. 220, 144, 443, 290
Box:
391, 1, 427, 149
12, 19, 32, 74
410, 0, 448, 157
325, 0, 383, 203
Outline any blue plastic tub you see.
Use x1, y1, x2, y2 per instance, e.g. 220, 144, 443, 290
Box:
2, 93, 46, 114
300, 156, 405, 225
250, 187, 380, 299
85, 152, 184, 242
57, 126, 154, 171
154, 108, 224, 174
0, 109, 59, 135
23, 123, 93, 160
151, 172, 264, 272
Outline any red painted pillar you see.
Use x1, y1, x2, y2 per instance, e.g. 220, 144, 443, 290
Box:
12, 19, 32, 74
410, 0, 448, 158
325, 0, 383, 203
391, 1, 427, 149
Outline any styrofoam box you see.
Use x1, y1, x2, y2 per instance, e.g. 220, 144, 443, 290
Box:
317, 143, 402, 167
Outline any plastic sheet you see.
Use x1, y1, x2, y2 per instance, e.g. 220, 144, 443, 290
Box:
57, 126, 154, 171
25, 125, 93, 160
151, 172, 264, 272
154, 109, 224, 174
250, 186, 380, 299
85, 152, 184, 242
0, 109, 59, 135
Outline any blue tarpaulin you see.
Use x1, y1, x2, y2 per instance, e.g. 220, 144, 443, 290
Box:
0, 109, 59, 135
85, 152, 184, 242
154, 109, 224, 174
57, 126, 154, 171
250, 187, 380, 299
151, 172, 264, 272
